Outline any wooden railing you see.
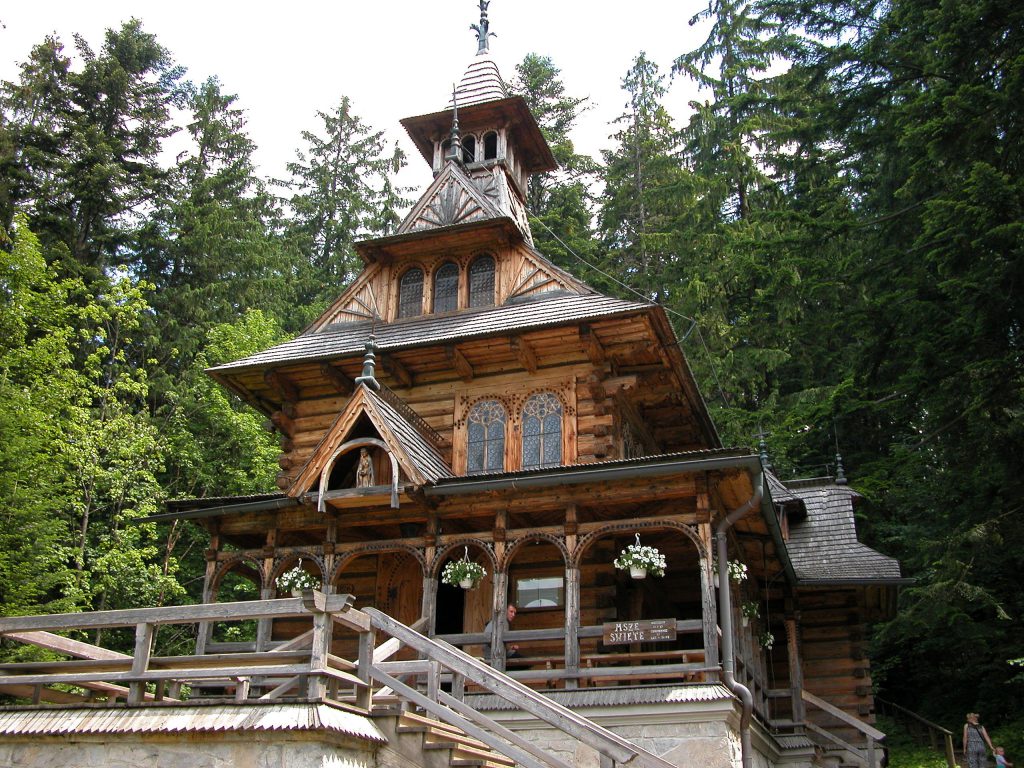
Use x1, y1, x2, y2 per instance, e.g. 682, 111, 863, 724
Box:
366, 608, 680, 768
0, 592, 372, 708
876, 697, 956, 768
0, 596, 692, 768
802, 689, 887, 768
437, 619, 716, 687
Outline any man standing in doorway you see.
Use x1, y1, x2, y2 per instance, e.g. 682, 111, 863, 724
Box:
483, 604, 520, 662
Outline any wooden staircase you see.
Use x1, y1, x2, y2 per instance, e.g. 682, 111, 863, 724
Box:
397, 711, 518, 768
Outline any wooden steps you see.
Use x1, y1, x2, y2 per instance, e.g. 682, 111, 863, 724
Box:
396, 710, 518, 768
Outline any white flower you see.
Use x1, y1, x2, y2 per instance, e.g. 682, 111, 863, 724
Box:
441, 559, 486, 586
276, 564, 320, 592
614, 543, 667, 577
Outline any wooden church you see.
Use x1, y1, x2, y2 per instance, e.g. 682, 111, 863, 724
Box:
0, 6, 904, 768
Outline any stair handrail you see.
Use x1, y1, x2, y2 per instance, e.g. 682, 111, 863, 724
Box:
365, 607, 679, 768
875, 697, 956, 768
802, 689, 885, 768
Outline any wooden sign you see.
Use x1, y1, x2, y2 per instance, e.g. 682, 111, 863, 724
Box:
602, 619, 677, 645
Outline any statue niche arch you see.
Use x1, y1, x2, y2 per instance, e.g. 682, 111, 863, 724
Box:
316, 437, 401, 512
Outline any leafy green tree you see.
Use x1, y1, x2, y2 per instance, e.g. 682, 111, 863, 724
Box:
0, 215, 182, 621
161, 310, 284, 501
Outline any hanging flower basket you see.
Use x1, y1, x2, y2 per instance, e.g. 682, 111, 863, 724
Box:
713, 558, 748, 584
741, 601, 760, 627
276, 563, 320, 596
758, 630, 775, 650
614, 534, 666, 579
442, 552, 486, 590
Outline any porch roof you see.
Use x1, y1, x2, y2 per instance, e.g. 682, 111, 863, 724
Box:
464, 683, 734, 712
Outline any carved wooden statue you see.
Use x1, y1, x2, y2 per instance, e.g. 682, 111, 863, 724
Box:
356, 448, 375, 488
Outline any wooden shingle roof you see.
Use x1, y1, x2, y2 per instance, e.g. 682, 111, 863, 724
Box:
208, 294, 650, 375
785, 481, 903, 583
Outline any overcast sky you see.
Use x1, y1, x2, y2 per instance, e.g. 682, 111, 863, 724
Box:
0, 1, 710, 193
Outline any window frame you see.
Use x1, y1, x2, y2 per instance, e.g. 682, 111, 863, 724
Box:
432, 261, 460, 314
521, 391, 565, 469
397, 267, 425, 319
465, 398, 508, 475
468, 254, 496, 309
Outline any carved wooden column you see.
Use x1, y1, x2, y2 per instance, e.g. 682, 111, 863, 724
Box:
423, 512, 438, 633
256, 528, 278, 652
564, 504, 580, 689
786, 610, 806, 726
324, 520, 338, 592
698, 519, 720, 679
195, 525, 220, 656
490, 570, 509, 672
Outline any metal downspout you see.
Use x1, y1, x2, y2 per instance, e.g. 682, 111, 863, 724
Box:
716, 468, 764, 768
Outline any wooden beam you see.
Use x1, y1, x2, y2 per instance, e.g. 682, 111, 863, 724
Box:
614, 391, 659, 453
446, 345, 474, 382
512, 337, 538, 374
381, 354, 413, 388
319, 363, 354, 394
270, 410, 294, 437
580, 324, 606, 366
264, 369, 300, 403
4, 631, 130, 661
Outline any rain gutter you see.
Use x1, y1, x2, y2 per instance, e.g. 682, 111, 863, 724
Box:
715, 466, 765, 768
134, 496, 300, 524
425, 453, 758, 496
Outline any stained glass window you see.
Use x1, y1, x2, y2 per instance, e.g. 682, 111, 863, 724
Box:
398, 268, 423, 318
467, 400, 506, 474
522, 393, 562, 468
468, 255, 495, 308
433, 262, 459, 313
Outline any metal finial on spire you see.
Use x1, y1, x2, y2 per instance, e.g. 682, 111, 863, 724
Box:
354, 336, 381, 392
754, 427, 773, 472
470, 0, 496, 54
835, 453, 847, 485
446, 85, 463, 163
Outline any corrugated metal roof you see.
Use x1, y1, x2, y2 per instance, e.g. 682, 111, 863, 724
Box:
786, 482, 902, 582
464, 684, 733, 712
775, 735, 816, 750
209, 294, 650, 374
0, 703, 386, 742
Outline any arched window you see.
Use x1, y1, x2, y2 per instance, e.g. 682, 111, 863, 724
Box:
398, 268, 424, 318
468, 255, 495, 308
433, 262, 459, 313
468, 400, 506, 474
462, 135, 476, 163
522, 393, 563, 468
483, 131, 498, 160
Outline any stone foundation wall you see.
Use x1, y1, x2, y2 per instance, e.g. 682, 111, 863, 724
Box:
0, 732, 378, 768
